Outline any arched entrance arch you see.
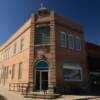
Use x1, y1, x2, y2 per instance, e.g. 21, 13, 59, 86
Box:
35, 60, 49, 91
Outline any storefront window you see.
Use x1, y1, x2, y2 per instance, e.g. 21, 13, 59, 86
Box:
63, 62, 82, 81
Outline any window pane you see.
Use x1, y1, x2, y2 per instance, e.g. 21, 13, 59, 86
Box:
6, 67, 9, 79
0, 68, 3, 79
64, 68, 81, 81
12, 65, 15, 79
35, 27, 50, 45
68, 35, 74, 49
66, 34, 68, 48
13, 43, 16, 54
20, 38, 24, 51
18, 63, 22, 79
75, 37, 81, 50
60, 32, 66, 47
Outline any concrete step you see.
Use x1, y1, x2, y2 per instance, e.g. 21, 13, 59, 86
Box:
22, 92, 61, 99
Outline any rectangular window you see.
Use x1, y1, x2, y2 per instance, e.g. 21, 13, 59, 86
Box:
60, 32, 66, 48
5, 50, 7, 60
74, 37, 81, 51
7, 49, 10, 59
3, 51, 6, 60
6, 67, 9, 79
0, 68, 2, 79
3, 67, 6, 79
3, 53, 5, 60
12, 64, 15, 79
13, 43, 16, 54
1, 68, 3, 79
66, 34, 68, 48
35, 27, 50, 45
20, 38, 24, 51
3, 48, 10, 60
68, 34, 74, 49
1, 53, 3, 61
18, 62, 23, 80
63, 62, 82, 81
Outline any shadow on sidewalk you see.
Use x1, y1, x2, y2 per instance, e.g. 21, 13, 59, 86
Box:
74, 96, 100, 100
0, 95, 7, 100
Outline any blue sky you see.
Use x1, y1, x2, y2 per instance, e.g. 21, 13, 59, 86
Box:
0, 0, 100, 45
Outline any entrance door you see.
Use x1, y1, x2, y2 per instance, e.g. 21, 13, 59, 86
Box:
35, 60, 49, 91
36, 71, 40, 90
41, 71, 48, 90
36, 71, 48, 91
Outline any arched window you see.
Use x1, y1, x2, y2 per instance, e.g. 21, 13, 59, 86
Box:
35, 60, 49, 70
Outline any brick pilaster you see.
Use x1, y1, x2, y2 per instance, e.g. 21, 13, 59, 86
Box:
28, 14, 35, 91
49, 11, 56, 91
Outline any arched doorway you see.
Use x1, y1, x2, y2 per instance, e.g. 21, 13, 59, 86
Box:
35, 60, 49, 91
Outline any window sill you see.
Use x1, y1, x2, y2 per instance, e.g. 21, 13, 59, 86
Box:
64, 80, 83, 82
34, 44, 51, 46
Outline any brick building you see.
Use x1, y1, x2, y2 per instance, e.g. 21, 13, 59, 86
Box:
0, 4, 88, 93
86, 42, 100, 91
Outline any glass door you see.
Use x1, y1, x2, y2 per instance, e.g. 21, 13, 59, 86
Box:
36, 71, 40, 90
41, 71, 48, 90
36, 71, 48, 91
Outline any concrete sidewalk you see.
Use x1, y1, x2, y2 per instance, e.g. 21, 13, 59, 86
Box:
0, 86, 33, 100
0, 86, 100, 100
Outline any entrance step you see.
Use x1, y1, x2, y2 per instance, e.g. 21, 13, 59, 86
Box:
22, 91, 61, 99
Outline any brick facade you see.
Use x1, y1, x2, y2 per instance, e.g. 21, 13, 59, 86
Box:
0, 8, 88, 92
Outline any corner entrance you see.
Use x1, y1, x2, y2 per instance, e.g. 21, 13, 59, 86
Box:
35, 60, 49, 91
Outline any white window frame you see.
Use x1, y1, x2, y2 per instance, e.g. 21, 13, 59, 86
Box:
13, 43, 17, 54
60, 32, 67, 48
12, 64, 15, 79
18, 62, 23, 80
63, 63, 83, 82
68, 34, 74, 50
66, 33, 68, 48
75, 36, 81, 51
20, 38, 24, 51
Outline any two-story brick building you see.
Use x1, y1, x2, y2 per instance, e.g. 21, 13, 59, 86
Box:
0, 4, 88, 93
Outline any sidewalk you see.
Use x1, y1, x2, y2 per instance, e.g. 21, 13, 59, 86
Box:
0, 86, 33, 100
56, 94, 100, 100
0, 86, 100, 100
